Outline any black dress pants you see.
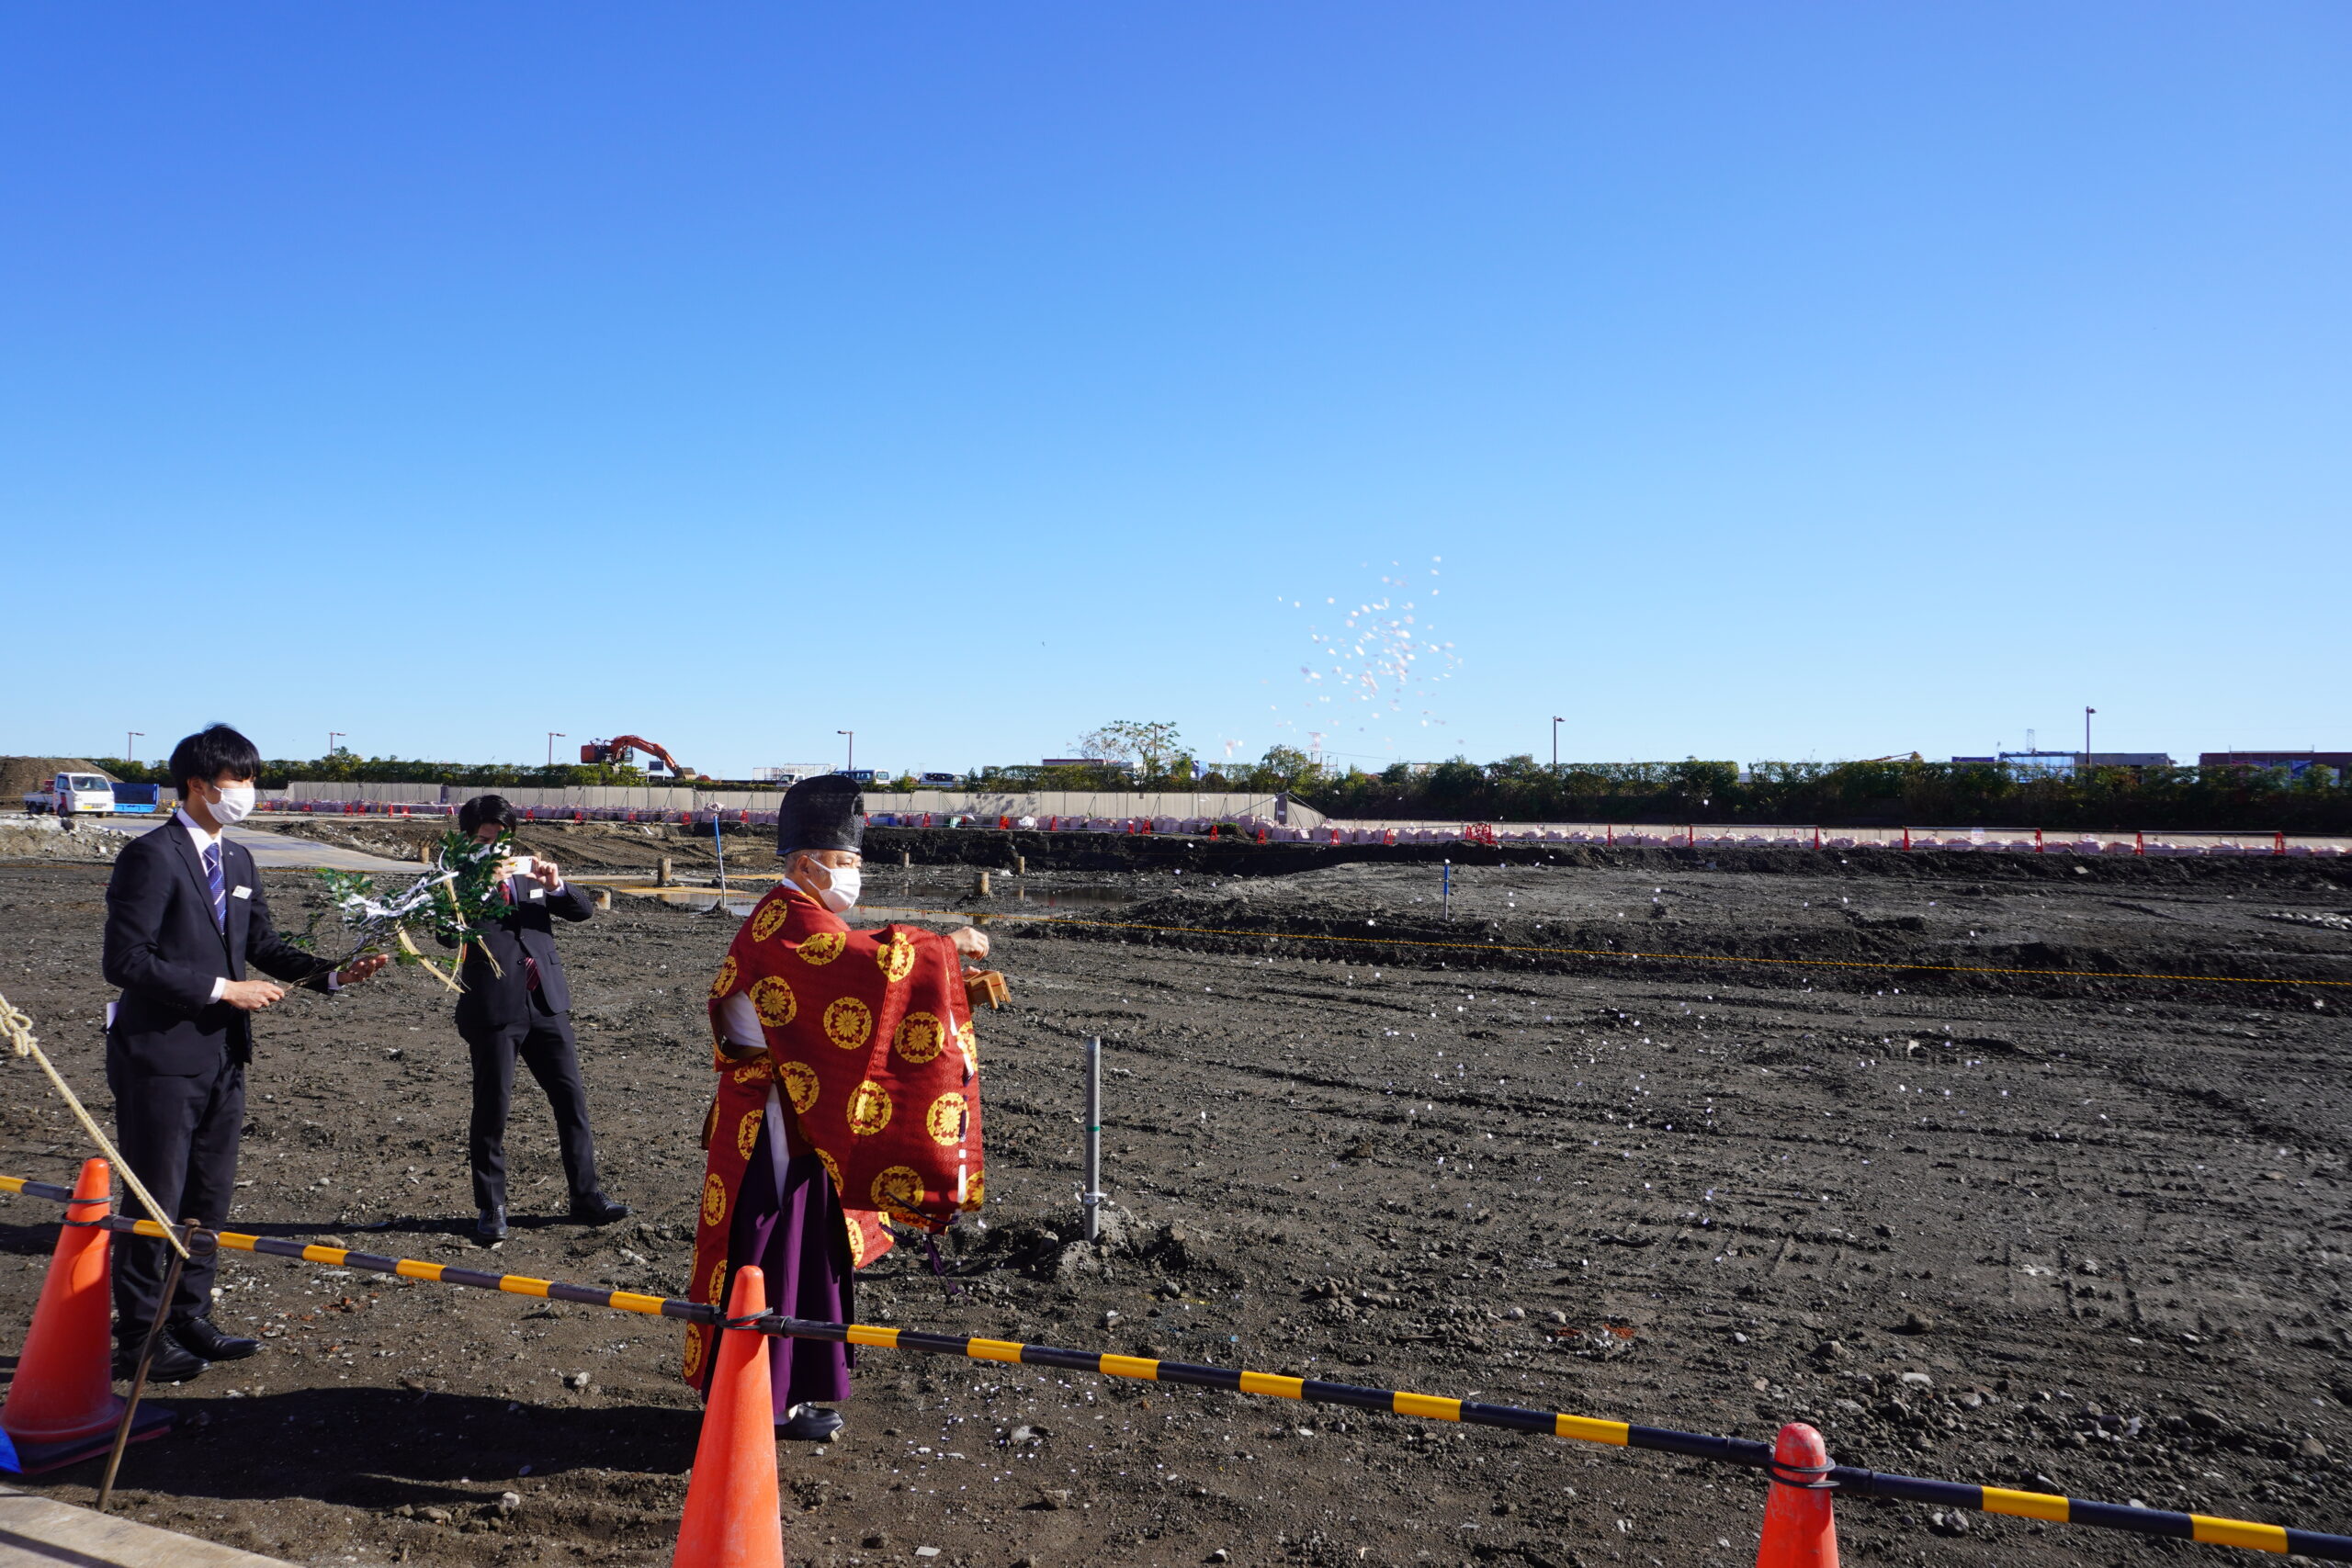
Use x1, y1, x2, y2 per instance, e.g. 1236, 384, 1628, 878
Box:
458, 1003, 599, 1215
106, 1049, 242, 1337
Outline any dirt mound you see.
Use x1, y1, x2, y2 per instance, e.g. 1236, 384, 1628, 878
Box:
1015, 859, 2352, 1004
263, 815, 2352, 893
0, 757, 118, 801
0, 822, 124, 863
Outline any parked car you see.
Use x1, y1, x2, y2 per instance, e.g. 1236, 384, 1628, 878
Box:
24, 773, 116, 818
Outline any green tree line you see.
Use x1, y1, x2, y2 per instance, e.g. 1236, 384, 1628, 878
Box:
1304, 755, 2352, 832
85, 741, 2352, 831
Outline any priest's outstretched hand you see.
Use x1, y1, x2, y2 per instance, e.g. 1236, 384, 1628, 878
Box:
336, 953, 392, 986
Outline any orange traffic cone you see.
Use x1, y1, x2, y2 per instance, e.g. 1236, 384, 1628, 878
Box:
673, 1267, 784, 1568
1, 1158, 172, 1472
1755, 1422, 1838, 1568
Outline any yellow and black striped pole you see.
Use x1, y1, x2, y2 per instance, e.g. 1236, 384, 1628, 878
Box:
3, 1173, 2343, 1560
0, 1177, 695, 1325
769, 1317, 2346, 1558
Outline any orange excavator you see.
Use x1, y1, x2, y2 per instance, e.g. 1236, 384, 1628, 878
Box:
580, 736, 709, 781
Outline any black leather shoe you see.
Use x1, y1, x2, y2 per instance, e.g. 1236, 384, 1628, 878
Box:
475, 1208, 509, 1243
172, 1316, 260, 1361
115, 1335, 208, 1385
778, 1405, 842, 1443
570, 1192, 630, 1224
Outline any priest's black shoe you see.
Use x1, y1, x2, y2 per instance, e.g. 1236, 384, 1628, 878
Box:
570, 1192, 630, 1225
115, 1335, 207, 1384
172, 1316, 260, 1361
778, 1404, 843, 1443
475, 1208, 509, 1244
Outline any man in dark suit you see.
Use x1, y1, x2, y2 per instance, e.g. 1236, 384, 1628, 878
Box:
102, 724, 389, 1382
441, 795, 628, 1243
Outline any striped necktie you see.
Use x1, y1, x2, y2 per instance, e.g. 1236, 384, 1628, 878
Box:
203, 842, 226, 931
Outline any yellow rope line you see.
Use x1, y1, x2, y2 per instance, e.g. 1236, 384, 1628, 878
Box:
1024, 914, 2352, 987
775, 906, 2340, 989
593, 877, 2348, 989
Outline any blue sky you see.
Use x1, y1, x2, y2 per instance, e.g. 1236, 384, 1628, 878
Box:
5, 5, 2345, 778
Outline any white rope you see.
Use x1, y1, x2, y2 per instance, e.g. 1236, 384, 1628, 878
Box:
0, 990, 188, 1258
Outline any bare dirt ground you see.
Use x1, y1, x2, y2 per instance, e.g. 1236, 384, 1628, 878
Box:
1, 836, 2350, 1568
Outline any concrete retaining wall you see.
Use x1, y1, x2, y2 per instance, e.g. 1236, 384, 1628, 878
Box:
276, 782, 1317, 826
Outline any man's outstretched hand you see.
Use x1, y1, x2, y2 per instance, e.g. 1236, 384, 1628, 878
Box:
220, 979, 285, 1012
335, 953, 392, 987
950, 926, 990, 960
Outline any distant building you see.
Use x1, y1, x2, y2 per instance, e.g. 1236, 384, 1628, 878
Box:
1949, 756, 1998, 764
1994, 750, 2173, 778
1040, 759, 1114, 768
1999, 750, 2079, 779
2199, 751, 2352, 777
751, 764, 834, 785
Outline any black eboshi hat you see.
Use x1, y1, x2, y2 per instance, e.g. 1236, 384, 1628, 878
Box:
777, 774, 865, 856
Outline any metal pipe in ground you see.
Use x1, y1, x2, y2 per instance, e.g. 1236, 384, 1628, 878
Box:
1082, 1036, 1102, 1245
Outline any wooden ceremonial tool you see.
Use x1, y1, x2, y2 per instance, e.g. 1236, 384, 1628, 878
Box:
963, 969, 1009, 1010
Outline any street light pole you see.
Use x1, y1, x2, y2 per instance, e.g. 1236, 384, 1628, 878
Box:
838, 729, 854, 773
1552, 716, 1564, 770
328, 731, 345, 756
548, 732, 566, 768
2084, 707, 2096, 771
126, 731, 142, 765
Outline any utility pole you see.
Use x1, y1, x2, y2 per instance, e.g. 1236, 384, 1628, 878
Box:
125, 731, 141, 765
838, 730, 854, 773
1552, 716, 1564, 770
548, 731, 566, 768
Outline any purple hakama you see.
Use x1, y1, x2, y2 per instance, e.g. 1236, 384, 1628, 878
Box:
720, 1118, 855, 1416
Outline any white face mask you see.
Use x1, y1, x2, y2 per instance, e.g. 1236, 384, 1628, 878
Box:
205, 783, 256, 826
808, 860, 861, 913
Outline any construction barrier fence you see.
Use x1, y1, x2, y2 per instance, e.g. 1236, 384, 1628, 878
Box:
243, 795, 2350, 858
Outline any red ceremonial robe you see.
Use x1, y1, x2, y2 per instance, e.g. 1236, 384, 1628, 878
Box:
680, 886, 983, 1386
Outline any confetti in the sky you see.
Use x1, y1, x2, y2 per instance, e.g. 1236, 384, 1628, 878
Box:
1272, 557, 1460, 755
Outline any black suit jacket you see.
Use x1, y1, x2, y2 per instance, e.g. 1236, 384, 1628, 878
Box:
441, 874, 594, 1032
102, 819, 333, 1076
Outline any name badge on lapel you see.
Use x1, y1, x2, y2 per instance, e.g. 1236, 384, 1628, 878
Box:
232, 886, 254, 900
528, 887, 546, 901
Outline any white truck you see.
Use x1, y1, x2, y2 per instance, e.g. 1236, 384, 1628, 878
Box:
23, 773, 116, 818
